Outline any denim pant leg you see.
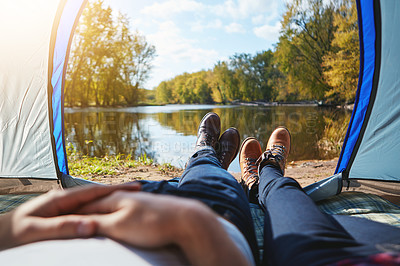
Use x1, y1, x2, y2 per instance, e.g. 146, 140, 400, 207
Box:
178, 147, 259, 263
258, 164, 388, 266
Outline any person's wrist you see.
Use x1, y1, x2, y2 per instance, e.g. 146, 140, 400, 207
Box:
171, 200, 207, 243
0, 212, 18, 250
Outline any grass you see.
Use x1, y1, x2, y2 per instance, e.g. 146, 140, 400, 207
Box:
66, 143, 181, 179
66, 143, 155, 177
158, 163, 177, 174
318, 115, 351, 155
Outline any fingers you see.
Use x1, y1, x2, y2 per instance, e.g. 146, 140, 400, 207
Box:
19, 216, 97, 245
56, 183, 142, 213
77, 191, 130, 214
25, 183, 141, 216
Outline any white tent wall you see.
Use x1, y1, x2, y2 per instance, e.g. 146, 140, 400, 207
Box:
0, 1, 61, 179
349, 0, 400, 182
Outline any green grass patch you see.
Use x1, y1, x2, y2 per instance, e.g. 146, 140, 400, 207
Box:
158, 163, 177, 174
67, 143, 154, 177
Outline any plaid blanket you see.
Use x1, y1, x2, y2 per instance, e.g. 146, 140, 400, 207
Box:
317, 192, 400, 227
1, 191, 399, 257
249, 192, 400, 254
250, 203, 265, 257
0, 194, 40, 215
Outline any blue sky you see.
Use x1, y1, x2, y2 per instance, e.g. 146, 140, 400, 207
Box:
101, 0, 287, 89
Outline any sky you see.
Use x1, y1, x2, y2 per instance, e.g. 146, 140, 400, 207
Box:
101, 0, 287, 90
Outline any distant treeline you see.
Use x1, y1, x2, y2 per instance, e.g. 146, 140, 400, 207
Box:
156, 0, 359, 105
65, 0, 358, 107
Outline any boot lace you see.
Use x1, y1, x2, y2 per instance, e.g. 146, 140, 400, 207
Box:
241, 157, 259, 189
198, 133, 216, 147
257, 144, 287, 173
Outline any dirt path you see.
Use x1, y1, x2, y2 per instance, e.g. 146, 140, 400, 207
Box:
89, 158, 338, 188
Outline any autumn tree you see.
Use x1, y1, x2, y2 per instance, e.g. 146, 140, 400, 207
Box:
275, 0, 336, 100
65, 0, 155, 107
323, 0, 359, 104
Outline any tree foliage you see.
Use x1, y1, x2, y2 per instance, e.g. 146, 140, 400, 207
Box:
323, 0, 359, 103
155, 51, 280, 104
65, 0, 155, 107
275, 0, 336, 100
66, 0, 359, 106
155, 0, 359, 105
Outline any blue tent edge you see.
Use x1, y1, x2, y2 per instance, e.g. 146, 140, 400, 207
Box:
335, 0, 376, 175
51, 0, 88, 176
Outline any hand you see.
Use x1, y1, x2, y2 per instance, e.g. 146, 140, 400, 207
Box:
0, 183, 140, 250
78, 191, 192, 248
79, 192, 251, 266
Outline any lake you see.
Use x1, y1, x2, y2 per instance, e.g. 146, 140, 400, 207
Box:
64, 104, 351, 172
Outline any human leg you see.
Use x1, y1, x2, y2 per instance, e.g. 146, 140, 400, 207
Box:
239, 137, 262, 203
258, 128, 400, 265
177, 113, 258, 261
260, 164, 362, 265
140, 112, 258, 261
332, 214, 400, 247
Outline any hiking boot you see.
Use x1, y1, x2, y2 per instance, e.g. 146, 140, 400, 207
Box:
257, 127, 291, 175
218, 128, 240, 170
239, 137, 262, 191
195, 112, 221, 151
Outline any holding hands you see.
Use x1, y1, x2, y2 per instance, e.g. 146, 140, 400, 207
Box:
0, 184, 249, 266
0, 184, 140, 250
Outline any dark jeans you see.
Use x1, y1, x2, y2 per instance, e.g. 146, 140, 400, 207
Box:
259, 164, 400, 266
138, 147, 259, 263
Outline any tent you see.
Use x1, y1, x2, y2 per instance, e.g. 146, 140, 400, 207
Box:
0, 0, 90, 194
0, 0, 400, 263
1, 0, 398, 201
305, 0, 400, 205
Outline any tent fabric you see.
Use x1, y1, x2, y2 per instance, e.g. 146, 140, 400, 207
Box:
346, 179, 400, 205
336, 0, 400, 183
0, 1, 60, 179
335, 0, 377, 175
348, 0, 400, 182
0, 0, 86, 180
52, 0, 87, 176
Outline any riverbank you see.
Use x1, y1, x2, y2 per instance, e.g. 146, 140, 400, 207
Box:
70, 155, 338, 188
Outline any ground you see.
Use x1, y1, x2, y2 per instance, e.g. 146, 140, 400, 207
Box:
87, 158, 338, 188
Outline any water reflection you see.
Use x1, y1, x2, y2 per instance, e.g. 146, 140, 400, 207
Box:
64, 105, 351, 172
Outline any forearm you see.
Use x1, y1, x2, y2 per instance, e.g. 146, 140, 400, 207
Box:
174, 201, 250, 266
0, 212, 17, 250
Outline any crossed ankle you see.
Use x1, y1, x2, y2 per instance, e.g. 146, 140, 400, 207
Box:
194, 146, 215, 153
256, 150, 285, 175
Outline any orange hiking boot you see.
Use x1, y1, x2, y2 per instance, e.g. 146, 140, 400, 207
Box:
239, 137, 262, 192
218, 128, 240, 170
257, 127, 291, 175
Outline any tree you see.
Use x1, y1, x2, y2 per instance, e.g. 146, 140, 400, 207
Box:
121, 29, 156, 105
275, 0, 336, 100
155, 81, 172, 103
212, 61, 239, 102
323, 0, 359, 104
230, 53, 260, 101
65, 0, 115, 106
251, 50, 280, 101
65, 0, 156, 107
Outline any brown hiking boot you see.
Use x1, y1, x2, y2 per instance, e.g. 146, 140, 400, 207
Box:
195, 112, 221, 151
218, 128, 240, 170
257, 127, 291, 175
239, 137, 262, 191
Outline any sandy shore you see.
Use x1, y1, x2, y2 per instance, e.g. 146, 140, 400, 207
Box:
88, 158, 338, 188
